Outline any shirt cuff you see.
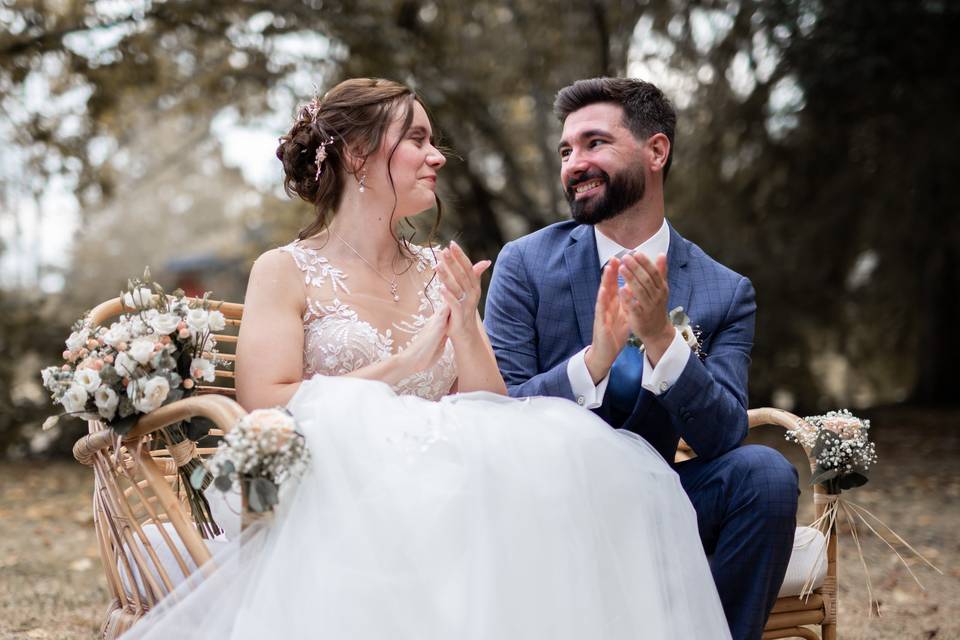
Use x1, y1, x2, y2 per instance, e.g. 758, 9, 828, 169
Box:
642, 328, 691, 396
567, 346, 610, 409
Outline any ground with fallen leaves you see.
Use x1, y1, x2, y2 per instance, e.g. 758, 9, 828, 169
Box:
1, 406, 957, 639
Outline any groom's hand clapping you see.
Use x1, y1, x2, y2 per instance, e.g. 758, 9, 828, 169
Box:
618, 252, 675, 367
584, 257, 630, 384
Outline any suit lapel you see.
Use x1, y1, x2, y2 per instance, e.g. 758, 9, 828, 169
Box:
563, 225, 601, 346
666, 223, 693, 315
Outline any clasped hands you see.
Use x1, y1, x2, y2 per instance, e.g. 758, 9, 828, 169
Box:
400, 241, 491, 373
584, 252, 676, 384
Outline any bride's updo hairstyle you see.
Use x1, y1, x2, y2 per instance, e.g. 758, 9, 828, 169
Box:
276, 77, 442, 251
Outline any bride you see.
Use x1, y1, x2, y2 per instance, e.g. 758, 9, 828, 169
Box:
122, 78, 730, 639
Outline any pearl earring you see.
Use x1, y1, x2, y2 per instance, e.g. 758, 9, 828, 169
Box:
358, 170, 367, 193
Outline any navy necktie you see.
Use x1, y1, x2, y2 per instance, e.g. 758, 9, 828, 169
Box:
605, 251, 644, 415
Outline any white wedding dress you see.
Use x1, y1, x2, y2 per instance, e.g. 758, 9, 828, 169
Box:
122, 241, 731, 639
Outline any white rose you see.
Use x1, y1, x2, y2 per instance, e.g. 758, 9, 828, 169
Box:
123, 287, 154, 309
65, 329, 89, 352
128, 337, 157, 365
73, 368, 102, 393
148, 312, 180, 335
115, 352, 139, 377
207, 310, 226, 332
131, 376, 170, 413
94, 386, 119, 420
185, 308, 209, 334
102, 322, 131, 347
190, 357, 216, 383
61, 384, 89, 414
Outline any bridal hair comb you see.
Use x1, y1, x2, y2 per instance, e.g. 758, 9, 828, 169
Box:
314, 137, 335, 181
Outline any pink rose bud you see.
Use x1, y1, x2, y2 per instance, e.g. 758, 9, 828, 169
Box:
154, 343, 163, 352
78, 348, 89, 358
97, 338, 106, 346
178, 328, 190, 339
61, 364, 71, 371
92, 360, 104, 371
177, 321, 187, 331
62, 350, 71, 360
182, 379, 195, 390
104, 355, 114, 364
117, 342, 128, 351
161, 336, 172, 345
86, 339, 98, 350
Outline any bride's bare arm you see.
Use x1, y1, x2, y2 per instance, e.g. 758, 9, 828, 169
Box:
237, 249, 452, 410
236, 250, 308, 410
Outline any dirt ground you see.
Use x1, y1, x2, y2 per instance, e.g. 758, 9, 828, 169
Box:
1, 406, 958, 639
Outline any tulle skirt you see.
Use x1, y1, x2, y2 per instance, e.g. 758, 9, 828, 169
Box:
122, 376, 730, 639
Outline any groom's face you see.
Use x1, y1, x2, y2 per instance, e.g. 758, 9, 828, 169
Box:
558, 103, 646, 225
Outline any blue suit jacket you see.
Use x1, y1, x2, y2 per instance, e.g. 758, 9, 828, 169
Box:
484, 220, 756, 463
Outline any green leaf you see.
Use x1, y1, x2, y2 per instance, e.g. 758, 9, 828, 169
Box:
839, 472, 869, 490
190, 466, 209, 489
810, 468, 839, 486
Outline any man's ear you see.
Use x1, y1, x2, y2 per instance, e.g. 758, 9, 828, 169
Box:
645, 133, 671, 175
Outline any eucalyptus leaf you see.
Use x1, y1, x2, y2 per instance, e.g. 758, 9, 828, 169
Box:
185, 416, 215, 441
111, 414, 138, 436
839, 471, 869, 490
190, 466, 209, 489
214, 473, 233, 492
810, 468, 839, 486
249, 477, 279, 512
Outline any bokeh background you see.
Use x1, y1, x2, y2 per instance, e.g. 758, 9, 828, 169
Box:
1, 1, 958, 638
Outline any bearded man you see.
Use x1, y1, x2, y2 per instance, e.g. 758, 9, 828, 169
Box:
484, 77, 799, 640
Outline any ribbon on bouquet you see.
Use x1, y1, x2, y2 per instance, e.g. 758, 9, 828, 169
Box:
799, 492, 943, 616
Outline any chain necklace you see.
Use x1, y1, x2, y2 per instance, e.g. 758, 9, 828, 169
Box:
332, 230, 401, 302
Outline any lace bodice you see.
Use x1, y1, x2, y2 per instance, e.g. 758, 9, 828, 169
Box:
279, 240, 457, 401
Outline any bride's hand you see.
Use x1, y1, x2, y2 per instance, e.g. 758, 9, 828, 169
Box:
397, 304, 451, 374
436, 241, 491, 341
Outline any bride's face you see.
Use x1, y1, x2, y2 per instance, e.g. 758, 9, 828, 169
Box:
365, 101, 445, 218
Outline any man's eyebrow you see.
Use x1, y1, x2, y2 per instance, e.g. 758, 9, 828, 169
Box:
557, 128, 612, 153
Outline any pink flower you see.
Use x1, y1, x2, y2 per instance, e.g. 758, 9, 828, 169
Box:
182, 378, 195, 390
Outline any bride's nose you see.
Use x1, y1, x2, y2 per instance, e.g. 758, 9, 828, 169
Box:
426, 146, 446, 169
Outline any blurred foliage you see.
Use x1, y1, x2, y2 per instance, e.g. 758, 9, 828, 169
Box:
1, 0, 958, 456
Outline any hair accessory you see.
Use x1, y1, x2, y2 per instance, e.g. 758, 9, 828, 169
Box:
314, 137, 334, 181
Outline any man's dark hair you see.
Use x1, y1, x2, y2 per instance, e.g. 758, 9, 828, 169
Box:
554, 77, 676, 181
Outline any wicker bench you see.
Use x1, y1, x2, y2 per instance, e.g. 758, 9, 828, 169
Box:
73, 297, 837, 640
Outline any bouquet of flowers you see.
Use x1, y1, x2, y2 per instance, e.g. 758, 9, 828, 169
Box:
787, 410, 939, 608
40, 269, 230, 537
192, 408, 311, 515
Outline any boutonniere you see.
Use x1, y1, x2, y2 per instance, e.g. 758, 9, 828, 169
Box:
627, 306, 705, 359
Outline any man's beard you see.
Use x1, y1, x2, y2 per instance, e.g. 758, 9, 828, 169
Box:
565, 165, 646, 225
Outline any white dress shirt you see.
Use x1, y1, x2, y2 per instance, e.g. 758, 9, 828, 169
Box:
566, 219, 691, 408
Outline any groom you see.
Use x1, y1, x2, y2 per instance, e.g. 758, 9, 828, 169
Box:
484, 77, 799, 640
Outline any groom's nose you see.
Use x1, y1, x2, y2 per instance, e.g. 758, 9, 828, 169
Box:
561, 154, 591, 186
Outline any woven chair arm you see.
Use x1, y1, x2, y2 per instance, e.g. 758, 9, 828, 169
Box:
73, 395, 247, 466
88, 296, 243, 327
748, 407, 813, 458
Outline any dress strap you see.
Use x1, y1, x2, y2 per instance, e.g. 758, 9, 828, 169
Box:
279, 241, 351, 294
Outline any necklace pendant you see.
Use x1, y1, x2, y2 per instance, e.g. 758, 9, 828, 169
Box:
391, 282, 400, 302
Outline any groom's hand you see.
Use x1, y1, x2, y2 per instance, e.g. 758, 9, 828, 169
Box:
584, 258, 630, 384
619, 252, 675, 367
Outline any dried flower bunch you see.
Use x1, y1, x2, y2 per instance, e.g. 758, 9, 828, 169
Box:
193, 408, 312, 513
786, 409, 878, 492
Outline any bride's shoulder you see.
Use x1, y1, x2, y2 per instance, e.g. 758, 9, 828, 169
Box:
249, 244, 308, 284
